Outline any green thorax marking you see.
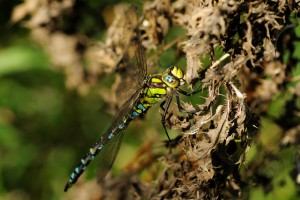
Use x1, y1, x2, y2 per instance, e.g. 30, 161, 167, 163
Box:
141, 66, 186, 105
143, 76, 168, 104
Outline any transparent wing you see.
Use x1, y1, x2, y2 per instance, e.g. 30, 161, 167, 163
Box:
117, 5, 147, 104
96, 5, 147, 183
96, 89, 142, 182
65, 6, 148, 191
96, 128, 125, 182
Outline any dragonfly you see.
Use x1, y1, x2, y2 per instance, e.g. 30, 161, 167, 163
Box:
64, 6, 198, 192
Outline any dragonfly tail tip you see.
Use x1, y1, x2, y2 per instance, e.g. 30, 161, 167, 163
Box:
64, 182, 72, 192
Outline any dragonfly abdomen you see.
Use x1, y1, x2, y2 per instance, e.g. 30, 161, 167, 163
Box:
64, 137, 112, 191
64, 99, 150, 191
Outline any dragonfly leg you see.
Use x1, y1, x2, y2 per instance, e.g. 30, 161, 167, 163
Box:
178, 81, 202, 96
177, 87, 200, 96
175, 92, 199, 114
175, 82, 202, 113
160, 97, 173, 141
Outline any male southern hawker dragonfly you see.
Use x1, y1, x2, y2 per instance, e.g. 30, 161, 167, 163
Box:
64, 6, 197, 192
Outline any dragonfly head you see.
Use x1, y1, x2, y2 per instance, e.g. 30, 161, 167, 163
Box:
162, 66, 186, 88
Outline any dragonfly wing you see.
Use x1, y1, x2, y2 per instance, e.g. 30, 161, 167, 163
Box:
117, 6, 147, 105
96, 6, 147, 181
96, 89, 142, 182
64, 90, 143, 192
96, 7, 148, 179
65, 6, 149, 192
96, 127, 125, 183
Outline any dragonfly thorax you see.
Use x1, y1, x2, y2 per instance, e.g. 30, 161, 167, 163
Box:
142, 66, 185, 105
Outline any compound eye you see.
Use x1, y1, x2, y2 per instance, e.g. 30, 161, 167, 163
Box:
164, 75, 175, 84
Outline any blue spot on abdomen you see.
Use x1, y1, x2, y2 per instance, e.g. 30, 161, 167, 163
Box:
108, 132, 114, 139
130, 111, 139, 119
119, 123, 125, 129
137, 104, 147, 112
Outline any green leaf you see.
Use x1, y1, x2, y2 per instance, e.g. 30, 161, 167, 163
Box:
213, 45, 225, 59
295, 24, 300, 38
0, 45, 49, 76
267, 91, 293, 119
292, 41, 300, 60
